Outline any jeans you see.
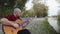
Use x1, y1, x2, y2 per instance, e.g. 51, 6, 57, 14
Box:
17, 29, 31, 34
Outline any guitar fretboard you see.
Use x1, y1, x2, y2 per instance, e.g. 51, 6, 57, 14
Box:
18, 17, 30, 26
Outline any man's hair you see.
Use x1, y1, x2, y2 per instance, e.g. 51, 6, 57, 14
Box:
14, 8, 21, 13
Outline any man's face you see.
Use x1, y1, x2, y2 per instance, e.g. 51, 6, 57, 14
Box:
16, 11, 21, 17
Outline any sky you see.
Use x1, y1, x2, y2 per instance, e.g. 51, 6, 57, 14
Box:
25, 0, 33, 10
46, 0, 60, 16
25, 0, 60, 16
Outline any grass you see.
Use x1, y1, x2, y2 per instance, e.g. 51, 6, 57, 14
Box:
26, 18, 59, 34
58, 13, 60, 32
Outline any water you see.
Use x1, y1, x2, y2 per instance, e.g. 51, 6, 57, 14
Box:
48, 17, 60, 33
46, 0, 60, 33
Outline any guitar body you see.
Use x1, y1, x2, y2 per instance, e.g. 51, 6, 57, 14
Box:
2, 19, 23, 34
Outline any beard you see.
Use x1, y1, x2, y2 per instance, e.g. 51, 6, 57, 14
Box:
17, 16, 21, 19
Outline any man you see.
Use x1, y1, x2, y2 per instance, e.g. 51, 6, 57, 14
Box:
0, 8, 31, 34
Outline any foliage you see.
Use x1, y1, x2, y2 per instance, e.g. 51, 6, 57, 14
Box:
0, 0, 16, 9
0, 0, 27, 17
32, 0, 40, 4
16, 0, 27, 9
33, 3, 48, 17
21, 8, 28, 17
0, 8, 14, 17
27, 9, 35, 17
57, 11, 60, 26
21, 3, 48, 17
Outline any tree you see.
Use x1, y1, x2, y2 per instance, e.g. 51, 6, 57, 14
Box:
16, 0, 28, 9
27, 9, 35, 17
21, 7, 27, 17
33, 3, 48, 17
32, 0, 40, 4
0, 0, 27, 17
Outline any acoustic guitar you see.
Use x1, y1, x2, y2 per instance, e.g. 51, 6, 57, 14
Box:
3, 17, 31, 34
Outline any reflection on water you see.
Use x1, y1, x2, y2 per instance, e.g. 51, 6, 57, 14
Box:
48, 17, 59, 33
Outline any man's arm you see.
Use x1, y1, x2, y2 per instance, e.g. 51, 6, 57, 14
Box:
0, 18, 14, 26
0, 18, 19, 28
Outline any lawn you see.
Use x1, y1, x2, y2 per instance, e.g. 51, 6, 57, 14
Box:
25, 18, 59, 34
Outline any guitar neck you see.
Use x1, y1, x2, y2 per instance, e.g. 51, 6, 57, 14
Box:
19, 20, 27, 26
18, 17, 30, 26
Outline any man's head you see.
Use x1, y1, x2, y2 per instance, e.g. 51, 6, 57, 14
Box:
13, 8, 21, 17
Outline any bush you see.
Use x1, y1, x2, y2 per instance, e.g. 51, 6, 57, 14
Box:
27, 9, 35, 17
33, 3, 48, 17
0, 0, 27, 17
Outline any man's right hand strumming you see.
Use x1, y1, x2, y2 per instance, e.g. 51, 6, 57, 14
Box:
13, 24, 19, 29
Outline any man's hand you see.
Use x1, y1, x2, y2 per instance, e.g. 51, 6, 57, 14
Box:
22, 17, 32, 28
13, 24, 19, 28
